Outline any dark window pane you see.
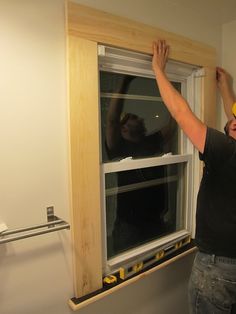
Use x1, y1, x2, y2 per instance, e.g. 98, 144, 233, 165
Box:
100, 70, 186, 259
100, 71, 180, 162
106, 163, 186, 258
100, 71, 181, 96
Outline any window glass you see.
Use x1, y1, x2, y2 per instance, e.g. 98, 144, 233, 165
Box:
105, 163, 186, 258
100, 71, 180, 162
100, 71, 162, 96
99, 68, 190, 262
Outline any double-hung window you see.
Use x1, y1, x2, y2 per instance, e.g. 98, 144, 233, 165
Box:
99, 45, 198, 278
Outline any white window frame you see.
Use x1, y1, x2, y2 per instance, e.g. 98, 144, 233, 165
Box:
98, 45, 201, 275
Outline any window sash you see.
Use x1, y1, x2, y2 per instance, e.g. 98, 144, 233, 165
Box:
101, 155, 193, 273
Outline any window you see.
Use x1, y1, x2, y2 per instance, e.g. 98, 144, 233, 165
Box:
67, 2, 216, 305
99, 46, 197, 276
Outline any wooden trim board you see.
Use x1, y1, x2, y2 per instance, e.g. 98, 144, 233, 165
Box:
67, 2, 216, 67
68, 35, 103, 297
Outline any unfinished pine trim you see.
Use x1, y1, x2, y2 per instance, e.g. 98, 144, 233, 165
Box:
66, 0, 216, 303
67, 2, 216, 67
201, 67, 217, 127
68, 35, 103, 297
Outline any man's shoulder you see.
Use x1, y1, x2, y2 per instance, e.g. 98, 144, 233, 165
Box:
207, 127, 235, 146
201, 127, 236, 165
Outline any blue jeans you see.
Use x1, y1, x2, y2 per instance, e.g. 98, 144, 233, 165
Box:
188, 251, 236, 314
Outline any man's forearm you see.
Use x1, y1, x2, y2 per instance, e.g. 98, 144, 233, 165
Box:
152, 40, 207, 153
153, 68, 191, 123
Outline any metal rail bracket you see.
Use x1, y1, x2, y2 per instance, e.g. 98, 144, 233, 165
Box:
0, 207, 70, 244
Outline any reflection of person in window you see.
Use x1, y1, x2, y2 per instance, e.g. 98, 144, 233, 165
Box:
152, 40, 236, 314
105, 75, 177, 256
106, 76, 176, 160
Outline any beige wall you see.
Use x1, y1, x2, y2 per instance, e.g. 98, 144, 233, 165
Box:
0, 0, 235, 314
221, 20, 236, 127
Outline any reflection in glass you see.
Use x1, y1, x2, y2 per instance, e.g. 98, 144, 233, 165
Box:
100, 71, 181, 162
99, 70, 185, 259
106, 163, 186, 258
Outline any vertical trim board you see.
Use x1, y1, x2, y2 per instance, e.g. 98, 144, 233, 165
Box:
202, 67, 216, 127
68, 35, 103, 297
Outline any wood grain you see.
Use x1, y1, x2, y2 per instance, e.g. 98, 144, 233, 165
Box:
67, 2, 216, 67
68, 35, 103, 297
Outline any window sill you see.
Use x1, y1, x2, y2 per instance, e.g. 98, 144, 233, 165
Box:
69, 241, 197, 311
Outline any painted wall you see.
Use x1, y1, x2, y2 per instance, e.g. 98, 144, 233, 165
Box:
0, 1, 235, 314
221, 20, 236, 128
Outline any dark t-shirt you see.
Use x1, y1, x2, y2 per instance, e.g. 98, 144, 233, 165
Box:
196, 127, 236, 257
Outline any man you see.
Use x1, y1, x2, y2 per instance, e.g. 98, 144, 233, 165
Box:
152, 40, 236, 313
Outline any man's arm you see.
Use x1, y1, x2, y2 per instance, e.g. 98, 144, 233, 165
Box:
152, 40, 207, 154
216, 67, 236, 120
